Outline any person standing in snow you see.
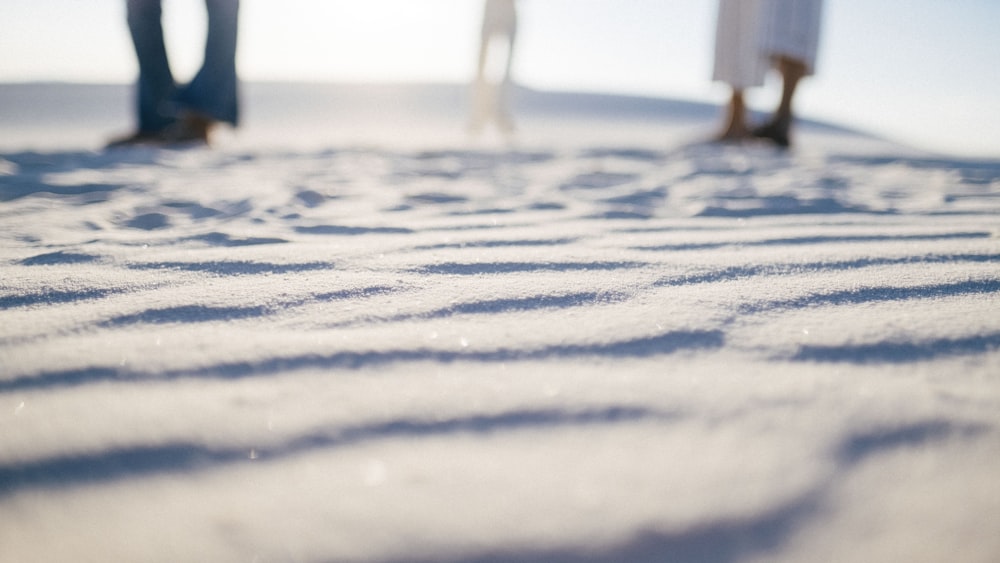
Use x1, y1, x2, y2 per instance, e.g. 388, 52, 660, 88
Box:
469, 0, 518, 134
109, 0, 240, 147
713, 0, 824, 147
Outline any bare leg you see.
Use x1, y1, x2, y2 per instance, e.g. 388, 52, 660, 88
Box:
775, 56, 806, 124
470, 32, 516, 135
470, 0, 518, 135
469, 36, 492, 133
475, 35, 489, 83
495, 32, 517, 133
753, 56, 807, 147
715, 89, 750, 142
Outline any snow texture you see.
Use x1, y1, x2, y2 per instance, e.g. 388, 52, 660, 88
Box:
1, 84, 999, 563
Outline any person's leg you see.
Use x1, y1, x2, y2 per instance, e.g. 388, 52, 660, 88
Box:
501, 27, 516, 86
753, 55, 806, 147
475, 34, 490, 83
716, 89, 749, 141
774, 55, 806, 126
469, 34, 493, 133
173, 0, 240, 128
494, 30, 517, 133
125, 0, 176, 134
471, 29, 517, 134
711, 0, 766, 143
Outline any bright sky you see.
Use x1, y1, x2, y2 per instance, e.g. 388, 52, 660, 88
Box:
1, 0, 998, 157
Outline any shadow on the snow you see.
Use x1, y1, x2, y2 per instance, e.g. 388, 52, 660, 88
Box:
328, 291, 629, 328
0, 406, 677, 498
98, 285, 403, 328
0, 288, 122, 310
410, 237, 579, 251
0, 150, 161, 202
827, 154, 1000, 186
0, 330, 725, 393
415, 261, 649, 275
367, 419, 988, 563
294, 225, 414, 236
376, 494, 823, 563
638, 232, 992, 253
696, 196, 883, 218
127, 260, 336, 276
100, 304, 274, 327
653, 256, 1000, 287
836, 420, 987, 464
741, 279, 999, 315
791, 332, 1000, 364
17, 251, 104, 266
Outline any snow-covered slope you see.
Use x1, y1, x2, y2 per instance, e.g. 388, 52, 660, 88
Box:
1, 83, 998, 562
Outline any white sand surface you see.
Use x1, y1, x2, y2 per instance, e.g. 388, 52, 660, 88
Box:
1, 84, 999, 562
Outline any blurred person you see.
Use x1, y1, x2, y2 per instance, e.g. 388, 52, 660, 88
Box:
469, 0, 518, 134
713, 0, 824, 147
712, 0, 767, 142
109, 0, 240, 147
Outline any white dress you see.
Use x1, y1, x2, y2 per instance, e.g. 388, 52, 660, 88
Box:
713, 0, 824, 89
760, 0, 824, 74
482, 0, 517, 39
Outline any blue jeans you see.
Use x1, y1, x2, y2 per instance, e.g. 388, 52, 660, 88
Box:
126, 0, 239, 133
